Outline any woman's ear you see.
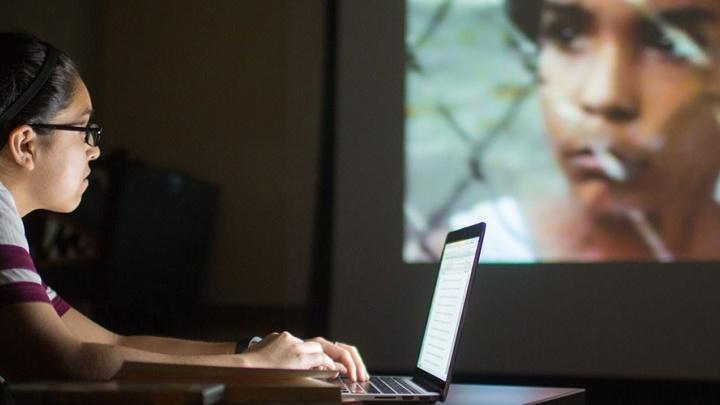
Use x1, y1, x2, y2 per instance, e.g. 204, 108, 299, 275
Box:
5, 125, 38, 171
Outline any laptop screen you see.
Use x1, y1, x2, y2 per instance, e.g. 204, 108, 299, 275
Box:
416, 236, 480, 381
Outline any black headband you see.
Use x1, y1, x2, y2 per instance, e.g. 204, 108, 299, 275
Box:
0, 43, 59, 125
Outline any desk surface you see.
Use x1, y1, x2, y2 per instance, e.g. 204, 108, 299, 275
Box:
7, 381, 585, 404
8, 381, 226, 404
443, 384, 585, 405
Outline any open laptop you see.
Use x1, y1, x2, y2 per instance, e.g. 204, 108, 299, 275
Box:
335, 222, 486, 402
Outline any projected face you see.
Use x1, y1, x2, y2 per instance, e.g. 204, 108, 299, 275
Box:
537, 0, 720, 216
404, 0, 720, 262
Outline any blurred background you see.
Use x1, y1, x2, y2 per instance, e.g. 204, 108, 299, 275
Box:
2, 0, 327, 340
8, 2, 720, 403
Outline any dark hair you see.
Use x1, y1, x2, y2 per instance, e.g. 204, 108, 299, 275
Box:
505, 0, 543, 42
0, 32, 80, 142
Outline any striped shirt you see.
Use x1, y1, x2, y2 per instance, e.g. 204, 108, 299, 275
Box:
0, 181, 70, 316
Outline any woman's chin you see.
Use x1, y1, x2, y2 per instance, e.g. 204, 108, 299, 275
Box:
52, 197, 83, 213
51, 205, 79, 214
64, 183, 90, 212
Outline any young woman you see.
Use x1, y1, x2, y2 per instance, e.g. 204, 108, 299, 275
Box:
0, 32, 368, 382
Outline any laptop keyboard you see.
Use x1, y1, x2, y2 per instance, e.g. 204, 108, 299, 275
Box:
339, 376, 423, 395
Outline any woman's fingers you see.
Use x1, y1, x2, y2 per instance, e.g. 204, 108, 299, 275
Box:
278, 335, 334, 369
304, 352, 337, 370
336, 342, 368, 381
306, 337, 354, 379
296, 341, 323, 354
249, 332, 366, 378
334, 361, 348, 375
306, 337, 367, 381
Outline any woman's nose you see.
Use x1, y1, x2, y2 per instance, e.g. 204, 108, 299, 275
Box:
88, 145, 101, 161
580, 40, 640, 123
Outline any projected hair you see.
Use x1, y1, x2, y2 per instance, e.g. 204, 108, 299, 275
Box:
505, 0, 543, 42
0, 32, 80, 142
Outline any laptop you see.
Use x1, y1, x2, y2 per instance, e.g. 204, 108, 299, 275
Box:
335, 222, 486, 402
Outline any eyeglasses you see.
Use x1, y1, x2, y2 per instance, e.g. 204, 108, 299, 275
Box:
30, 123, 103, 147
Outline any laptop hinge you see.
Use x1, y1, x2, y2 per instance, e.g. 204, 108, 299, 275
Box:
411, 376, 440, 392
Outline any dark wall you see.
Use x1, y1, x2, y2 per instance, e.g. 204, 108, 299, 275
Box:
2, 0, 326, 307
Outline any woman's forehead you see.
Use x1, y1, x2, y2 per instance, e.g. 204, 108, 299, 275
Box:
51, 80, 92, 123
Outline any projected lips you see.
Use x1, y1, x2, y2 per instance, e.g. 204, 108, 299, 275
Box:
565, 147, 627, 182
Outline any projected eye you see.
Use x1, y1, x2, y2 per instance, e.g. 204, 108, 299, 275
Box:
645, 28, 675, 53
540, 19, 589, 51
640, 24, 677, 54
638, 21, 708, 62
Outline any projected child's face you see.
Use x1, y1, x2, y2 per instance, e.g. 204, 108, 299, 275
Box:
537, 0, 720, 216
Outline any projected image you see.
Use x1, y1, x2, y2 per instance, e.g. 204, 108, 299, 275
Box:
404, 0, 720, 263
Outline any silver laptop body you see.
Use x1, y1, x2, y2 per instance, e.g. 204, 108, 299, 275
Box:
337, 222, 486, 402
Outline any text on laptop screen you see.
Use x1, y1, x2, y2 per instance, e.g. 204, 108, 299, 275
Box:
417, 237, 479, 381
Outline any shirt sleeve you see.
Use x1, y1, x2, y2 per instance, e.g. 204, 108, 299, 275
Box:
44, 283, 71, 316
0, 244, 70, 316
0, 184, 71, 316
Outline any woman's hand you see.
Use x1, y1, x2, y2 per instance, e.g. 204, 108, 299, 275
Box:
305, 336, 369, 381
241, 331, 337, 372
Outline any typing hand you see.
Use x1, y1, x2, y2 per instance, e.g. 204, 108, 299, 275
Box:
305, 337, 369, 381
243, 331, 337, 372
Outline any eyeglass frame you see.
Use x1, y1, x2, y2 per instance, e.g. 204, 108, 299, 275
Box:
29, 123, 103, 147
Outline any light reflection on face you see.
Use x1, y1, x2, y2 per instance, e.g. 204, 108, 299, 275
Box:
537, 0, 720, 216
32, 79, 101, 213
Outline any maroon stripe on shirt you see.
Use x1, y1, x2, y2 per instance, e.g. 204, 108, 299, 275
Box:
52, 295, 71, 316
0, 244, 36, 272
0, 282, 51, 307
41, 283, 72, 317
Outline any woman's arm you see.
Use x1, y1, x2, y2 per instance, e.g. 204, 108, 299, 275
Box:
61, 308, 368, 380
61, 308, 236, 355
0, 303, 335, 381
117, 335, 236, 355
